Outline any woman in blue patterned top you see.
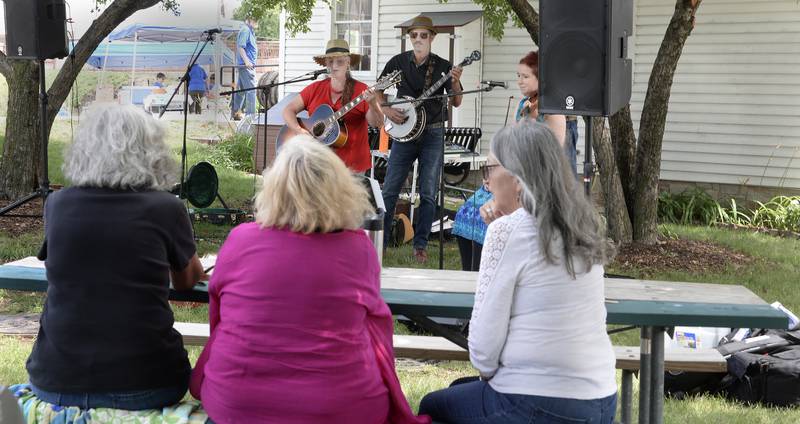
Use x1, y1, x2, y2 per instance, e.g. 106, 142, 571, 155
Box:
453, 52, 568, 270
452, 182, 492, 271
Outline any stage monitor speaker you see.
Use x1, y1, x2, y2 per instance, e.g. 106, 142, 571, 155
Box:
3, 0, 69, 60
539, 0, 633, 116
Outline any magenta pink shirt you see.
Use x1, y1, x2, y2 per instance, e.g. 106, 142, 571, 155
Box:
191, 223, 429, 424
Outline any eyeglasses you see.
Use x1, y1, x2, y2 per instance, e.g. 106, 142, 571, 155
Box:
481, 164, 500, 180
408, 32, 430, 40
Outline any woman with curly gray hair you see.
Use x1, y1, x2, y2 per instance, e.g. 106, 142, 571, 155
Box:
419, 120, 617, 423
26, 105, 205, 410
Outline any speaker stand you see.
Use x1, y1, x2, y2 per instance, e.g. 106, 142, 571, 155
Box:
0, 59, 51, 217
582, 116, 594, 197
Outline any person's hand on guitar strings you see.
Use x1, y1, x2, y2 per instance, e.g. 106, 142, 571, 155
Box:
363, 87, 381, 107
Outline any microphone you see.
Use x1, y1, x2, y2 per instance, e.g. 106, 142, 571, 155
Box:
308, 68, 330, 77
204, 28, 222, 35
481, 80, 507, 89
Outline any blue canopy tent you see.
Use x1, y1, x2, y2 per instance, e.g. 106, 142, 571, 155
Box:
107, 24, 239, 43
88, 23, 241, 108
87, 42, 235, 70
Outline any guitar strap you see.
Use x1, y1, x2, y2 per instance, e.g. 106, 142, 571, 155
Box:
423, 53, 435, 93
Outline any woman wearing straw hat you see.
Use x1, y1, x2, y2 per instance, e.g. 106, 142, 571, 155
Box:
281, 39, 385, 173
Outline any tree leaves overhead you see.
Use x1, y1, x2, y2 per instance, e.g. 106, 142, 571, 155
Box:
240, 0, 326, 36
439, 0, 523, 40
234, 3, 280, 39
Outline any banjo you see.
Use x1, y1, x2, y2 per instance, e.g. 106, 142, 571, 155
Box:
383, 50, 481, 143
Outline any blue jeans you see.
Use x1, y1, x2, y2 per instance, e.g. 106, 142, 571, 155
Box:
419, 380, 617, 424
232, 68, 256, 115
382, 127, 444, 250
565, 119, 579, 177
30, 382, 188, 410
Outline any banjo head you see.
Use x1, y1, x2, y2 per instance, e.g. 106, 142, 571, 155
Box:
384, 95, 418, 141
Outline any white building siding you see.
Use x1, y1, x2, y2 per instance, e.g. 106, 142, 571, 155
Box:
279, 4, 331, 99
631, 0, 800, 189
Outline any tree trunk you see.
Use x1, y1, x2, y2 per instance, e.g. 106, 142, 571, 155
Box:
632, 0, 701, 243
0, 0, 162, 199
507, 0, 540, 45
609, 105, 637, 219
0, 62, 40, 199
591, 117, 633, 243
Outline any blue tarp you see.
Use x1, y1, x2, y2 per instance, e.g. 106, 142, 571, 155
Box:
87, 42, 235, 70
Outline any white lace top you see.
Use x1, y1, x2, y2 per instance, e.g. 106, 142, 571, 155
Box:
468, 208, 617, 400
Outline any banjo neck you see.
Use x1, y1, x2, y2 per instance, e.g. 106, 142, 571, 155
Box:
412, 54, 473, 108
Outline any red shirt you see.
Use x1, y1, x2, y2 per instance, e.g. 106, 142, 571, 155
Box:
300, 79, 372, 172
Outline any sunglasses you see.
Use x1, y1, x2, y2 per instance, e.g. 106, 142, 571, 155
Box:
325, 57, 349, 67
408, 32, 430, 40
481, 164, 500, 180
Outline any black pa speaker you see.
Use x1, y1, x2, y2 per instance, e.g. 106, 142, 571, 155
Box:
539, 0, 633, 116
3, 0, 69, 60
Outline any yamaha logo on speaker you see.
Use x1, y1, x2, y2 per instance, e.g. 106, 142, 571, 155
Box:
565, 95, 575, 110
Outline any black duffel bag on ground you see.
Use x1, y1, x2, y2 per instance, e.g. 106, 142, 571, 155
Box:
665, 329, 800, 407
719, 329, 800, 407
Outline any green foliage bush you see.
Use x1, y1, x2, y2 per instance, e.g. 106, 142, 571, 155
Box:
201, 133, 255, 174
749, 196, 800, 232
658, 188, 721, 226
660, 188, 800, 233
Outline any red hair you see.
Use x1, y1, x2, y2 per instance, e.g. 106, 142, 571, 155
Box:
519, 51, 539, 79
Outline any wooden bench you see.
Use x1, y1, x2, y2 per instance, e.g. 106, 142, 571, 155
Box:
173, 322, 470, 361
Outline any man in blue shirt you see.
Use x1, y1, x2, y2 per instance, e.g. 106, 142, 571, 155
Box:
232, 16, 258, 120
188, 64, 207, 114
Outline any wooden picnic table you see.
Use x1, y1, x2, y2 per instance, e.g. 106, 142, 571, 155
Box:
0, 260, 788, 424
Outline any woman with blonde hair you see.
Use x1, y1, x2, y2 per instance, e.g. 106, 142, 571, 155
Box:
26, 104, 204, 410
190, 135, 429, 424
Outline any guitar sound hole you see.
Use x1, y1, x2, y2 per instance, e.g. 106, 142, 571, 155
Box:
312, 123, 325, 137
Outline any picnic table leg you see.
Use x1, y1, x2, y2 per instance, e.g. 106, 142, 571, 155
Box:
649, 326, 665, 424
620, 370, 633, 424
638, 326, 652, 424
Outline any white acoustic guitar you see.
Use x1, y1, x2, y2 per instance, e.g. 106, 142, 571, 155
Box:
383, 50, 481, 143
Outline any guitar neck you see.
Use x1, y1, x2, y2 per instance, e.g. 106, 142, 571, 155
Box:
330, 91, 370, 122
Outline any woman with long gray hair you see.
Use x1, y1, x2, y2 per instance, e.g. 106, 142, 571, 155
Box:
26, 104, 205, 410
419, 120, 617, 423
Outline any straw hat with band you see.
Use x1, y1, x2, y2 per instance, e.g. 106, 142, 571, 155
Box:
406, 15, 437, 35
313, 39, 362, 67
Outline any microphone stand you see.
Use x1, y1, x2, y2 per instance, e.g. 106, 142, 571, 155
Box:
220, 71, 325, 176
159, 31, 216, 200
383, 85, 496, 269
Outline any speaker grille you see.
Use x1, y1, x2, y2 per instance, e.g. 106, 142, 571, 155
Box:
542, 32, 604, 113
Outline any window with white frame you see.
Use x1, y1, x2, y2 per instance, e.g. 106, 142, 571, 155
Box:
333, 0, 373, 72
